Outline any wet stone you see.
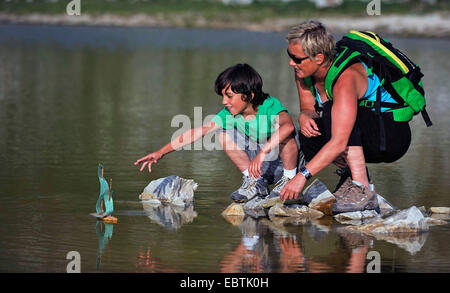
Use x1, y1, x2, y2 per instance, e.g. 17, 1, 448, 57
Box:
376, 194, 396, 213
290, 179, 336, 215
224, 179, 334, 220
139, 175, 198, 207
222, 202, 245, 217
222, 214, 245, 226
308, 191, 336, 216
268, 203, 291, 217
261, 195, 283, 209
268, 213, 309, 226
301, 179, 332, 205
430, 207, 450, 214
243, 196, 268, 218
334, 210, 380, 223
430, 213, 450, 221
268, 203, 324, 219
425, 217, 448, 226
344, 206, 430, 235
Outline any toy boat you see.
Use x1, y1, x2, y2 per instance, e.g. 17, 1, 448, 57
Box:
91, 164, 117, 223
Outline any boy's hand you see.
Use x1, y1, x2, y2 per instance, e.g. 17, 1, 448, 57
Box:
280, 174, 306, 200
248, 151, 267, 179
134, 151, 163, 173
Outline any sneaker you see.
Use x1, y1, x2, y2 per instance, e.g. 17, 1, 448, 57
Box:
268, 176, 291, 199
331, 177, 379, 214
230, 175, 269, 203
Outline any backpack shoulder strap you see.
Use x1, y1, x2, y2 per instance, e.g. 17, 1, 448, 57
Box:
345, 30, 410, 75
325, 46, 361, 100
303, 76, 316, 99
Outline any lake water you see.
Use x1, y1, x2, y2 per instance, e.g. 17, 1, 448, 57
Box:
0, 24, 449, 273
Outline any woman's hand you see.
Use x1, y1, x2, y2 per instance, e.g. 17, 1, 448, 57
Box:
280, 174, 306, 200
134, 151, 163, 173
248, 150, 267, 179
299, 112, 321, 138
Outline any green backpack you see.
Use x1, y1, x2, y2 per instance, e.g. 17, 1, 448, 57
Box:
304, 30, 432, 126
304, 30, 432, 150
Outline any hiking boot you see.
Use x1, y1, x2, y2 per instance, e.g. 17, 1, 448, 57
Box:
230, 176, 269, 203
333, 167, 352, 193
333, 166, 373, 193
268, 176, 291, 199
331, 177, 379, 214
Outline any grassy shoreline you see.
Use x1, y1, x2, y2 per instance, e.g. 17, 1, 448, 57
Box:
1, 0, 448, 17
0, 0, 449, 38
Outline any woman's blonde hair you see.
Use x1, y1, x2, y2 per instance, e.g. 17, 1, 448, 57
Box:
286, 20, 336, 65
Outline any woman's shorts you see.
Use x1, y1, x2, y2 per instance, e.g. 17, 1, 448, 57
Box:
300, 101, 411, 164
221, 127, 305, 184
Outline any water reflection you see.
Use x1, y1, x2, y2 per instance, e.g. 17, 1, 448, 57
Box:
135, 246, 180, 273
374, 233, 427, 255
220, 217, 272, 273
141, 202, 198, 230
336, 220, 431, 255
221, 214, 431, 272
95, 221, 114, 270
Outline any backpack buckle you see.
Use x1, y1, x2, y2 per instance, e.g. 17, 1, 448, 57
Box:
360, 100, 375, 108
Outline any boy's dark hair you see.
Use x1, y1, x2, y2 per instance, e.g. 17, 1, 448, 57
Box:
214, 64, 269, 110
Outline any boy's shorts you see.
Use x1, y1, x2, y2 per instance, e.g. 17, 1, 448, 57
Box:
221, 127, 305, 184
300, 101, 411, 163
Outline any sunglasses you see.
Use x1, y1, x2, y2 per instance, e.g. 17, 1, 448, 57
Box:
287, 49, 309, 64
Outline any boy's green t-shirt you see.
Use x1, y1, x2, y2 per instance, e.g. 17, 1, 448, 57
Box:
212, 96, 288, 142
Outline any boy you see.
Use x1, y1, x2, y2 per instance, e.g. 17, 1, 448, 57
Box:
135, 64, 304, 203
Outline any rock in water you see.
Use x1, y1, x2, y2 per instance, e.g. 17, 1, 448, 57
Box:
139, 175, 198, 207
425, 217, 448, 226
334, 210, 380, 223
308, 192, 335, 216
222, 213, 245, 226
303, 179, 336, 215
268, 203, 324, 219
430, 213, 450, 221
376, 194, 396, 214
261, 195, 282, 209
222, 203, 245, 217
333, 195, 397, 224
260, 179, 334, 211
430, 207, 450, 214
344, 206, 429, 234
243, 197, 268, 218
301, 179, 331, 204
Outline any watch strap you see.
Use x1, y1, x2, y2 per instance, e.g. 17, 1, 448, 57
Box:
300, 166, 312, 180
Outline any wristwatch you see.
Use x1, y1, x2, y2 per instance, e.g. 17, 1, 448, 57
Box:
299, 166, 312, 180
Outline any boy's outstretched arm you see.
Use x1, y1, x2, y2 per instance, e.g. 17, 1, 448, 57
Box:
134, 121, 221, 173
248, 111, 295, 178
